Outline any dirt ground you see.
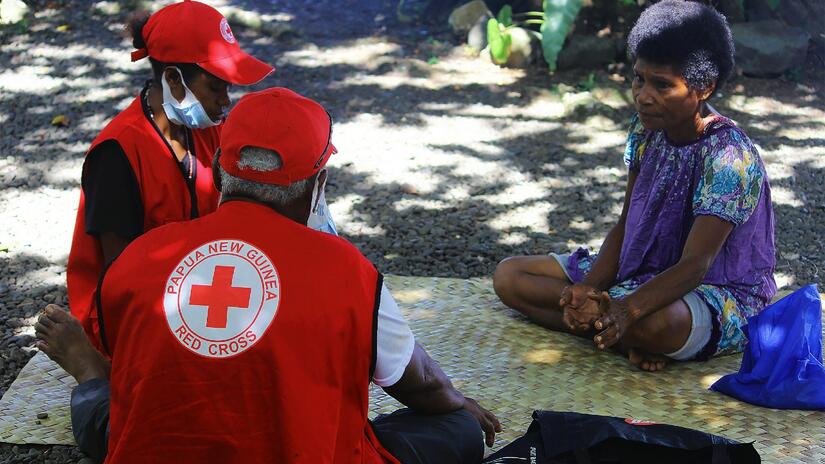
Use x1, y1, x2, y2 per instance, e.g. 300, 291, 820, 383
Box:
1, 0, 824, 461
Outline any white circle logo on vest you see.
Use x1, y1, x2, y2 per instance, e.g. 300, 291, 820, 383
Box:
163, 239, 280, 358
219, 18, 236, 44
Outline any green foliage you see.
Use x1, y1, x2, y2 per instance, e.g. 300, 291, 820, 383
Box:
0, 17, 29, 35
576, 72, 596, 91
497, 4, 513, 27
486, 5, 515, 65
487, 17, 512, 65
541, 0, 583, 72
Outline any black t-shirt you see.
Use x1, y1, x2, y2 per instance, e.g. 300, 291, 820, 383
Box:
82, 139, 143, 240
82, 86, 197, 240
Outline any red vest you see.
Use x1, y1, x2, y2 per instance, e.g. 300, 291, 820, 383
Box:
99, 201, 398, 464
67, 94, 221, 350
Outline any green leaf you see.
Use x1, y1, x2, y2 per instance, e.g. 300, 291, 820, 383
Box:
497, 5, 513, 27
577, 72, 596, 91
514, 11, 546, 18
541, 0, 583, 72
487, 18, 512, 65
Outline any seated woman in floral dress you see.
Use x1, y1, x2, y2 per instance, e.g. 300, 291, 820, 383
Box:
493, 0, 776, 371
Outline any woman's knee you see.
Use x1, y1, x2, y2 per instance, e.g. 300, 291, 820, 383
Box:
493, 257, 520, 300
625, 301, 692, 353
493, 256, 567, 299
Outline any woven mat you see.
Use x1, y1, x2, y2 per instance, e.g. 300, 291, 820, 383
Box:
2, 276, 823, 463
373, 276, 825, 464
0, 351, 76, 444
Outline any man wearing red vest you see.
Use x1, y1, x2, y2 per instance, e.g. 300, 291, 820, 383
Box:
36, 88, 500, 463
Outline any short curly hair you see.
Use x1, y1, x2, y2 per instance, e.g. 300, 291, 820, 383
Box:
627, 0, 735, 94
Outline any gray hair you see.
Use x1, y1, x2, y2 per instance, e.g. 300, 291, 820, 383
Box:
219, 146, 313, 206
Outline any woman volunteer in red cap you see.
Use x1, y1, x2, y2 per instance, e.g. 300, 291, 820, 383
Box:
66, 0, 273, 351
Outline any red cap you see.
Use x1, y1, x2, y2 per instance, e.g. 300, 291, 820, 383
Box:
219, 88, 337, 185
131, 0, 274, 86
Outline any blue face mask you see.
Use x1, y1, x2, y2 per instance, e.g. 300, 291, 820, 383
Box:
160, 67, 225, 129
307, 170, 338, 235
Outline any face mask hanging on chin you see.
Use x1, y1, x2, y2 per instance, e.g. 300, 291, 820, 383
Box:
160, 67, 223, 129
307, 170, 338, 236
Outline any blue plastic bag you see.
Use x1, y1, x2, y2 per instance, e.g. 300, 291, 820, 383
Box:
710, 284, 825, 410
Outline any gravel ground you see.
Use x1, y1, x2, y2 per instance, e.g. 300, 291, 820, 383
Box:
1, 1, 824, 462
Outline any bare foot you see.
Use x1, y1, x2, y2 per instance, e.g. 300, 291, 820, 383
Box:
628, 348, 669, 372
34, 304, 109, 384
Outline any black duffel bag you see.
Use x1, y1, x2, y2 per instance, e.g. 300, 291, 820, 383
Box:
484, 411, 760, 464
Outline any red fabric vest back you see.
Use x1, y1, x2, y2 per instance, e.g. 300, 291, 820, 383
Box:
99, 201, 397, 464
67, 95, 221, 350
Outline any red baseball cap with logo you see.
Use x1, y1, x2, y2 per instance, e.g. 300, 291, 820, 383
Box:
131, 0, 273, 86
219, 88, 337, 185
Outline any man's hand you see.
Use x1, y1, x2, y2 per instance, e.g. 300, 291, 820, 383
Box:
559, 284, 602, 331
591, 291, 639, 350
462, 397, 501, 447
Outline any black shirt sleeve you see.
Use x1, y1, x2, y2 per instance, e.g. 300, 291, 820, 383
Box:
82, 139, 143, 240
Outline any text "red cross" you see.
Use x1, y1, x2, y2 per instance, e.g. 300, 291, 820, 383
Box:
189, 266, 251, 329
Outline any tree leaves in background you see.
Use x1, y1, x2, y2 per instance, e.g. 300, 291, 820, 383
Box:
541, 0, 582, 72
487, 16, 512, 65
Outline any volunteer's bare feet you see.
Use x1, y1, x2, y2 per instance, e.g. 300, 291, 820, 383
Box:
628, 348, 669, 372
34, 304, 109, 384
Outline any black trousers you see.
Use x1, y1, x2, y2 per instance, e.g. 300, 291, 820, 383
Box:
71, 379, 483, 464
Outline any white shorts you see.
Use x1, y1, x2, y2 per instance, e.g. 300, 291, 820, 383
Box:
550, 253, 712, 361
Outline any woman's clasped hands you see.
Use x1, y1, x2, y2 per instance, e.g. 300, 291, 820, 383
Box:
560, 285, 640, 351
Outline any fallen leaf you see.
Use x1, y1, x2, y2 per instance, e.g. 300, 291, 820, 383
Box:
56, 24, 69, 32
51, 115, 68, 126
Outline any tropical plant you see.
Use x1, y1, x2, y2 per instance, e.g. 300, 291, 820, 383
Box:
490, 0, 765, 72
540, 0, 582, 72
485, 0, 584, 71
486, 5, 544, 64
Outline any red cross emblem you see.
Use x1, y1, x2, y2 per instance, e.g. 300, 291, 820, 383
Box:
166, 240, 280, 358
189, 265, 251, 329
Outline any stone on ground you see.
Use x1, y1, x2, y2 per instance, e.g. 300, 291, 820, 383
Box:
449, 0, 488, 34
731, 20, 810, 77
467, 12, 491, 52
557, 35, 619, 71
0, 0, 28, 25
504, 26, 540, 68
